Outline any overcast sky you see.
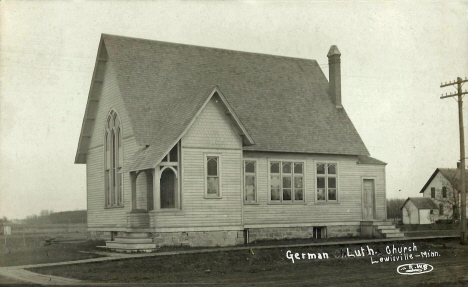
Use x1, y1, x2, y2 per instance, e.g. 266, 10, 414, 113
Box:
1, 1, 467, 219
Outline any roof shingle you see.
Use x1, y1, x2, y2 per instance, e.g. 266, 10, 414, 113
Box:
401, 197, 438, 210
87, 34, 372, 171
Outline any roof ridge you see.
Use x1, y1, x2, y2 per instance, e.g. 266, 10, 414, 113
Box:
101, 33, 320, 64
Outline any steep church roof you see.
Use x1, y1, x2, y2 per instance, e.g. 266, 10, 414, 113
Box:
76, 34, 370, 171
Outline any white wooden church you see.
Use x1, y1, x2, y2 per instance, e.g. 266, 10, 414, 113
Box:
75, 34, 398, 251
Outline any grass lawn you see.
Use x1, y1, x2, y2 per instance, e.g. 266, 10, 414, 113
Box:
28, 238, 468, 286
0, 239, 105, 267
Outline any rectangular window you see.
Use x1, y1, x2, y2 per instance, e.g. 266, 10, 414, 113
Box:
431, 187, 435, 198
206, 156, 220, 197
442, 186, 447, 198
244, 160, 257, 203
316, 163, 338, 202
439, 204, 444, 215
269, 161, 304, 203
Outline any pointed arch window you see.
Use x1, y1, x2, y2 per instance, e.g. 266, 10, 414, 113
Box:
159, 143, 180, 209
105, 110, 123, 207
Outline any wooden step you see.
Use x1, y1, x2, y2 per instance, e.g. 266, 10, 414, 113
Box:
373, 221, 393, 226
97, 246, 157, 253
377, 225, 397, 230
114, 237, 153, 243
105, 242, 157, 249
124, 232, 152, 238
384, 233, 405, 238
379, 229, 401, 234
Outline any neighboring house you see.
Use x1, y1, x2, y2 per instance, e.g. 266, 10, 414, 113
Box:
75, 34, 389, 251
419, 168, 468, 222
401, 198, 438, 224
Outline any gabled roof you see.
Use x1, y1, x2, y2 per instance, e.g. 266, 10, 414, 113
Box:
76, 34, 371, 168
120, 87, 253, 172
357, 155, 387, 165
419, 168, 468, 193
401, 197, 438, 210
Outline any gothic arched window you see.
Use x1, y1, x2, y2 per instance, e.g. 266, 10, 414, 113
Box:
105, 110, 123, 207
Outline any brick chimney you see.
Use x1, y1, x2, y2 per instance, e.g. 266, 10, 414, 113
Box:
327, 45, 342, 108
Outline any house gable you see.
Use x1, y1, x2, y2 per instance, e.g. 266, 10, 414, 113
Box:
421, 171, 448, 199
81, 44, 140, 229
182, 94, 244, 149
420, 169, 461, 201
75, 39, 136, 164
120, 87, 253, 172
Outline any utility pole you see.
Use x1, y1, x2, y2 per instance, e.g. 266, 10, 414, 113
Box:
441, 76, 468, 244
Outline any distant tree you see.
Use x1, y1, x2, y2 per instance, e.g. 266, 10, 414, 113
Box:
437, 172, 460, 223
40, 209, 50, 217
402, 204, 413, 224
387, 198, 406, 221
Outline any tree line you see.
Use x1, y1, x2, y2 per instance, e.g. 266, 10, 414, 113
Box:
2, 210, 87, 225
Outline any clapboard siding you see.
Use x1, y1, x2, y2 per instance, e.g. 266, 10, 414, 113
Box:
86, 59, 141, 229
242, 152, 386, 226
136, 172, 148, 210
152, 148, 242, 228
152, 97, 243, 228
182, 98, 242, 149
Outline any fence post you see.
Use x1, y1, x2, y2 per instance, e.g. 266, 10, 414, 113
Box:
23, 226, 26, 248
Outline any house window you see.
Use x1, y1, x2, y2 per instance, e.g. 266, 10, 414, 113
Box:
439, 204, 444, 215
269, 161, 304, 203
431, 187, 435, 198
105, 110, 123, 207
160, 143, 180, 209
205, 155, 221, 197
244, 160, 257, 203
442, 186, 447, 198
316, 163, 337, 202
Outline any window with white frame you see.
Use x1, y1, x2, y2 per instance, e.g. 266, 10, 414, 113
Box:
316, 163, 337, 202
206, 156, 221, 197
269, 161, 304, 202
104, 110, 123, 207
244, 160, 257, 203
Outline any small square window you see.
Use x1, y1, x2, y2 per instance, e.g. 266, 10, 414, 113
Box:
245, 162, 255, 173
282, 162, 292, 174
317, 164, 325, 175
328, 164, 336, 175
294, 163, 303, 174
270, 162, 280, 174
